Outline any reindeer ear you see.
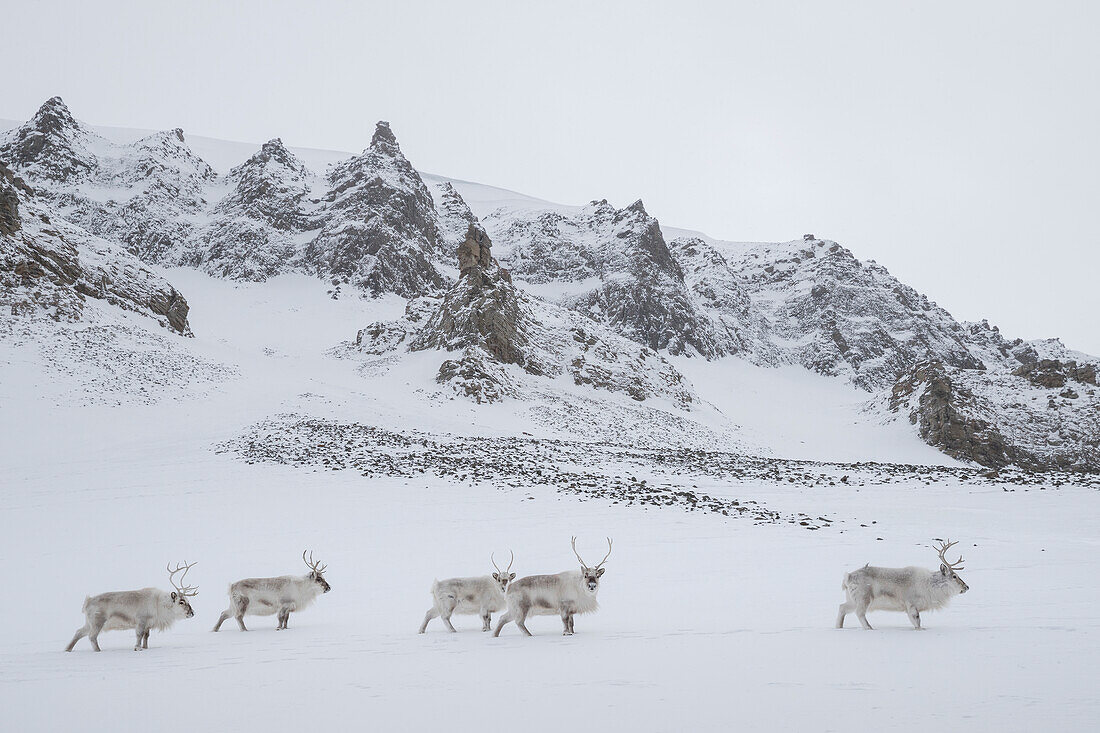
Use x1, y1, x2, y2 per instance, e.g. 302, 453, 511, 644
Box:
596, 568, 606, 577
509, 573, 516, 580
940, 565, 948, 575
492, 573, 499, 581
171, 592, 177, 600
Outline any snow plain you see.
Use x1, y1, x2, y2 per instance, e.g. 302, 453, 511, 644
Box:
1, 271, 1097, 733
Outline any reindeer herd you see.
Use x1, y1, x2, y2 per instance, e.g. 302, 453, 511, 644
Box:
63, 538, 971, 652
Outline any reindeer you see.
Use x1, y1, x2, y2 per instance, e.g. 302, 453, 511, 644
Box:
837, 539, 970, 630
494, 537, 612, 637
65, 562, 198, 652
212, 551, 331, 632
419, 551, 516, 633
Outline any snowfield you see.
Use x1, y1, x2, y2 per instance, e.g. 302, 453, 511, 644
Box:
1, 271, 1098, 733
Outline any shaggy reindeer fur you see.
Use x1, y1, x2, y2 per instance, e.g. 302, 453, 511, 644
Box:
213, 552, 331, 632
494, 539, 611, 637
65, 589, 195, 652
494, 570, 603, 637
419, 574, 513, 633
837, 560, 969, 630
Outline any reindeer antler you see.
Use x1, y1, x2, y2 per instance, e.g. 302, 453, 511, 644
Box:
491, 550, 515, 574
167, 561, 199, 597
303, 550, 327, 574
594, 537, 613, 570
571, 536, 587, 568
934, 539, 965, 570
571, 537, 613, 570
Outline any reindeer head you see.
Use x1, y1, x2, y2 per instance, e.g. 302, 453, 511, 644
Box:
303, 550, 331, 592
572, 537, 613, 594
491, 550, 516, 593
934, 539, 969, 594
167, 561, 198, 617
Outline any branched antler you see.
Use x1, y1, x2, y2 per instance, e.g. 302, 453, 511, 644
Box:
571, 537, 613, 570
303, 550, 327, 574
934, 539, 965, 570
167, 561, 199, 597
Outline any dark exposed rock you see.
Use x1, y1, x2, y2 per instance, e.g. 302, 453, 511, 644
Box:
0, 168, 193, 335
411, 224, 526, 367
187, 138, 312, 280
1012, 359, 1097, 388
0, 162, 24, 236
487, 199, 724, 357
890, 361, 1014, 467
889, 360, 1099, 472
354, 225, 696, 407
0, 96, 97, 183
726, 238, 985, 389
302, 121, 446, 297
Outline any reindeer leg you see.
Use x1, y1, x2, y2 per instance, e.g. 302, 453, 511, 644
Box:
65, 625, 88, 652
514, 604, 533, 637
906, 603, 922, 630
493, 611, 512, 637
88, 615, 104, 652
142, 630, 150, 649
560, 605, 574, 636
481, 609, 492, 632
134, 620, 149, 651
836, 602, 853, 628
440, 597, 457, 633
213, 609, 231, 632
855, 600, 873, 630
235, 597, 249, 631
276, 607, 291, 630
419, 607, 439, 634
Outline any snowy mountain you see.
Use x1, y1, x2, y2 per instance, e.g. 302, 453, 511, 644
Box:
2, 96, 1097, 471
0, 159, 191, 335
353, 223, 696, 411
481, 198, 730, 358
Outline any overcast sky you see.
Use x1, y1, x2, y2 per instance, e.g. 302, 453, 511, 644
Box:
6, 0, 1098, 353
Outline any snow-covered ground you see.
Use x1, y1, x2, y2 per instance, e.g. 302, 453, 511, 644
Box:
1, 271, 1097, 732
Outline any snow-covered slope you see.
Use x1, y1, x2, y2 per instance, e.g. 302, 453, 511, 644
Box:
1, 264, 1097, 733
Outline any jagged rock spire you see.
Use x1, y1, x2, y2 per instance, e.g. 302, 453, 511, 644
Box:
370, 120, 399, 152
30, 96, 81, 134
457, 223, 493, 276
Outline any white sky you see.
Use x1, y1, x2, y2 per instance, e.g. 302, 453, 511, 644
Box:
6, 0, 1098, 354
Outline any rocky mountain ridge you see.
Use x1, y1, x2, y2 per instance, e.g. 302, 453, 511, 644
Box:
352, 223, 696, 409
3, 97, 1096, 470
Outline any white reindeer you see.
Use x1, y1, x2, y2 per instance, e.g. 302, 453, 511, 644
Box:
494, 537, 612, 637
65, 562, 198, 652
419, 551, 516, 633
212, 550, 331, 632
837, 539, 970, 630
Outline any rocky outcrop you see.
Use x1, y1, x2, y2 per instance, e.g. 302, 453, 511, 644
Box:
1012, 359, 1097, 389
0, 96, 98, 183
0, 166, 192, 335
188, 138, 316, 280
0, 162, 27, 236
0, 98, 216, 264
302, 122, 447, 297
888, 360, 1099, 471
433, 181, 479, 255
484, 199, 727, 357
723, 237, 985, 389
357, 224, 696, 406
